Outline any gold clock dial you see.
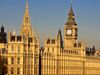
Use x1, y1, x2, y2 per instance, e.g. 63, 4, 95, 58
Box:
67, 29, 72, 35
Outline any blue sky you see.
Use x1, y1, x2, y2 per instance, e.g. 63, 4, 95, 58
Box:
0, 0, 100, 49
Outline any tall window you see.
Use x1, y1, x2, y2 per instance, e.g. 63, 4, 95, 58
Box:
74, 43, 77, 47
17, 57, 20, 64
75, 29, 77, 36
18, 46, 20, 53
47, 47, 50, 53
11, 57, 14, 64
11, 67, 14, 74
52, 47, 54, 51
17, 68, 20, 74
11, 45, 14, 52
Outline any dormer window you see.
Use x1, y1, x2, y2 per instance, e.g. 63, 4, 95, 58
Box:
11, 36, 15, 41
52, 39, 55, 44
17, 36, 21, 41
47, 39, 50, 44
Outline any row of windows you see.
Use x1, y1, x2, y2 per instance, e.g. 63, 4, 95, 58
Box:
47, 47, 55, 51
11, 45, 20, 53
42, 47, 55, 55
11, 67, 20, 74
10, 36, 22, 42
10, 35, 33, 43
74, 43, 81, 47
11, 57, 20, 64
47, 39, 56, 44
63, 50, 79, 55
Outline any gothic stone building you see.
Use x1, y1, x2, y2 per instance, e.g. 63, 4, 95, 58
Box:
0, 1, 100, 75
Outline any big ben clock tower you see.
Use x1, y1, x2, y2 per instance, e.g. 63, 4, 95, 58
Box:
64, 4, 78, 50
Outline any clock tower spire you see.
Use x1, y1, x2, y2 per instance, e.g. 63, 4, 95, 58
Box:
20, 0, 33, 37
64, 2, 78, 49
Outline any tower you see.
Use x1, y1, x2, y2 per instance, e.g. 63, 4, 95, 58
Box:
57, 29, 63, 50
20, 1, 39, 75
20, 0, 33, 37
0, 25, 7, 43
64, 3, 78, 49
7, 1, 40, 75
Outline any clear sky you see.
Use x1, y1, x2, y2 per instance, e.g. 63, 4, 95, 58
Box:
0, 0, 100, 49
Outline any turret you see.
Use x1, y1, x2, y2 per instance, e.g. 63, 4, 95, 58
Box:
57, 29, 63, 49
0, 25, 7, 43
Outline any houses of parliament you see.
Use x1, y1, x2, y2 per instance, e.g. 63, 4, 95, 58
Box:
0, 1, 100, 75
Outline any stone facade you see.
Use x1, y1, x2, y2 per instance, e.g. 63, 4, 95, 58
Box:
7, 1, 39, 75
0, 1, 100, 75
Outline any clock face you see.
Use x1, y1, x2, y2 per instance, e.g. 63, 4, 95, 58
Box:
67, 29, 72, 35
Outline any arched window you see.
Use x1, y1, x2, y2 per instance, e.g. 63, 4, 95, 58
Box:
11, 67, 14, 74
11, 57, 14, 64
74, 43, 77, 47
17, 57, 20, 64
17, 68, 20, 74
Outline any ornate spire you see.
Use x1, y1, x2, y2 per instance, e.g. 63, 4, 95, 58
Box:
23, 0, 30, 25
57, 28, 63, 49
20, 0, 33, 37
58, 28, 61, 35
65, 1, 77, 26
25, 0, 29, 16
69, 0, 74, 15
68, 5, 74, 15
57, 28, 62, 39
1, 25, 4, 32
